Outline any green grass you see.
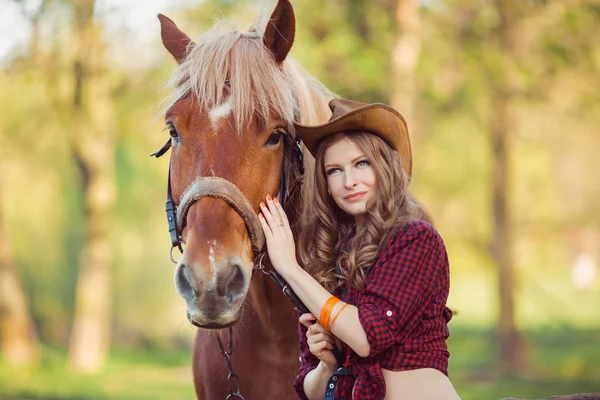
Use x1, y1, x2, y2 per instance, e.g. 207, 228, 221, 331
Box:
449, 326, 600, 400
0, 348, 195, 400
0, 327, 598, 400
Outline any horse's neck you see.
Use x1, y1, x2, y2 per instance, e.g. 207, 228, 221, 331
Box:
247, 271, 297, 331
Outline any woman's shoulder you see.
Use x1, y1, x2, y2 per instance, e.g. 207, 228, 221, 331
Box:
387, 219, 445, 252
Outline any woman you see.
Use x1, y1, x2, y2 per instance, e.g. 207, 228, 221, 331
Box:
258, 99, 460, 400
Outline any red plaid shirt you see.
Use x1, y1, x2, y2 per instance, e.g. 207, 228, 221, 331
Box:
294, 220, 453, 400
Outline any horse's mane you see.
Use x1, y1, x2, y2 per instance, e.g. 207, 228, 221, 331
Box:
162, 16, 334, 133
284, 59, 333, 219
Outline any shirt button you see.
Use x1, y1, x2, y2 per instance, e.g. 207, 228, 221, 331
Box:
386, 310, 393, 317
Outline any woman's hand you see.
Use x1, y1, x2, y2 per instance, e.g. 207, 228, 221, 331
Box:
299, 313, 338, 370
258, 195, 298, 276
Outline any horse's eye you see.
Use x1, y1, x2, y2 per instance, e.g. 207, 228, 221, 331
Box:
265, 130, 283, 146
167, 122, 179, 138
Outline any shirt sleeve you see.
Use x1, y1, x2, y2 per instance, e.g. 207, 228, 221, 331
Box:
293, 317, 320, 400
357, 220, 448, 356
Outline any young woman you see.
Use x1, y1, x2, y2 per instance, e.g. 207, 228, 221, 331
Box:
258, 99, 460, 400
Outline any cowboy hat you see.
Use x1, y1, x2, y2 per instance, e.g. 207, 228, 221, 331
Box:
294, 99, 412, 176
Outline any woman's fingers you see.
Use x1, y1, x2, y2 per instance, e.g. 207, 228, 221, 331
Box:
273, 197, 291, 229
299, 313, 316, 327
307, 332, 335, 346
308, 323, 329, 335
265, 197, 286, 231
260, 201, 280, 230
268, 197, 286, 227
310, 341, 335, 359
257, 212, 272, 237
311, 340, 334, 352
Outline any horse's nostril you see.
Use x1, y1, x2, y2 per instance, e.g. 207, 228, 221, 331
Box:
176, 264, 195, 301
217, 263, 246, 300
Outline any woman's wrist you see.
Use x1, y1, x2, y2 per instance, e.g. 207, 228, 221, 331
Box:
276, 260, 303, 281
317, 359, 338, 375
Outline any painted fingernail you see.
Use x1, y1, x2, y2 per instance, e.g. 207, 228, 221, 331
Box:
274, 197, 279, 203
258, 213, 263, 218
260, 202, 266, 208
266, 194, 272, 201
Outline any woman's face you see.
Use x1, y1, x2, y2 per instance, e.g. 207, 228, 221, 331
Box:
323, 137, 377, 223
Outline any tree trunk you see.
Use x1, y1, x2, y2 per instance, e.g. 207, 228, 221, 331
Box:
0, 220, 38, 367
66, 0, 116, 373
490, 0, 528, 374
390, 0, 422, 140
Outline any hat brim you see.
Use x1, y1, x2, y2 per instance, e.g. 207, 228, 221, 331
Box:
294, 103, 412, 177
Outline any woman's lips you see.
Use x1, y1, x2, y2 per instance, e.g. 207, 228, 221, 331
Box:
343, 191, 367, 201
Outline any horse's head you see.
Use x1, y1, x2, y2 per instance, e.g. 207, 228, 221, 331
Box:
157, 0, 304, 329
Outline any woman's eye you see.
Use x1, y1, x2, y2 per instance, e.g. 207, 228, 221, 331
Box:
265, 130, 283, 146
326, 168, 341, 176
356, 160, 370, 167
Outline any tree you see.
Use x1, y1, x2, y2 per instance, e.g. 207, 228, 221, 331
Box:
390, 0, 422, 140
0, 198, 38, 367
66, 0, 116, 373
489, 0, 528, 373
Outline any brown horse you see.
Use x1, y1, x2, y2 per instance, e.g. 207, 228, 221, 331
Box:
156, 1, 332, 398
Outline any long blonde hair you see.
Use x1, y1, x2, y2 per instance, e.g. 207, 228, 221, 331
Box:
297, 131, 419, 291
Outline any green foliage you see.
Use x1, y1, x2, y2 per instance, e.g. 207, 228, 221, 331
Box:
1, 0, 599, 396
292, 0, 396, 102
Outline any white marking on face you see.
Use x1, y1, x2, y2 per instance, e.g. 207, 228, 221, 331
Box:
209, 98, 233, 130
208, 240, 218, 286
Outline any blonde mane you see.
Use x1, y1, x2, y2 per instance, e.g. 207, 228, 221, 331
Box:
163, 17, 334, 131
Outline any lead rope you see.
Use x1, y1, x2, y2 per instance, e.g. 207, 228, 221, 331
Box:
216, 328, 245, 400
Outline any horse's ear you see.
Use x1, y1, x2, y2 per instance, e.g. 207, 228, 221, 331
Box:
158, 14, 194, 64
263, 0, 296, 63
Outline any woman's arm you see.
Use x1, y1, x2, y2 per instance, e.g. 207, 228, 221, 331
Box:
283, 266, 371, 357
259, 197, 371, 356
302, 361, 338, 400
259, 199, 446, 358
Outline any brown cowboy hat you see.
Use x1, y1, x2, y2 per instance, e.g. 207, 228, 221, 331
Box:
294, 98, 412, 177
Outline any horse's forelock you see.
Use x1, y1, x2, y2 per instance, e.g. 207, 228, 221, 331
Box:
162, 20, 300, 133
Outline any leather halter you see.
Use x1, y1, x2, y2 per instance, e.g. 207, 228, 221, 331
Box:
151, 131, 303, 251
151, 126, 309, 315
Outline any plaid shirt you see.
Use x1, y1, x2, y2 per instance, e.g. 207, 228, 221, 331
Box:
294, 220, 452, 400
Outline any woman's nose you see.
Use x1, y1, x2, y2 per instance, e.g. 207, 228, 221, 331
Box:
344, 170, 358, 188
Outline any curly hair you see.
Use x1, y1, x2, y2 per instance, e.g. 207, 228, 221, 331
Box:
297, 131, 420, 292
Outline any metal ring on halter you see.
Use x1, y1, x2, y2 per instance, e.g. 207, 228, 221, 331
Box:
253, 252, 267, 272
170, 244, 183, 264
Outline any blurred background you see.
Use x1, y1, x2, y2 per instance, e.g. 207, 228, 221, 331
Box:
0, 0, 598, 399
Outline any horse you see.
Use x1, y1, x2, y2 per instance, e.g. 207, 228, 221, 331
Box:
155, 1, 333, 398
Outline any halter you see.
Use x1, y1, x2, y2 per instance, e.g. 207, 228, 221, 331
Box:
151, 129, 304, 264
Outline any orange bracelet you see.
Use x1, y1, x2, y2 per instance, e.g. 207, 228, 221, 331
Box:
319, 296, 340, 330
329, 303, 348, 329
319, 296, 339, 329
